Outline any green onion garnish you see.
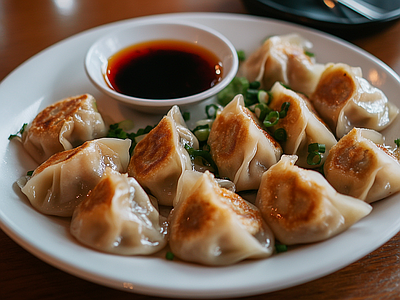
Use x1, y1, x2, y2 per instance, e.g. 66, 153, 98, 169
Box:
236, 50, 246, 62
182, 111, 190, 121
205, 104, 219, 119
395, 138, 400, 148
263, 111, 280, 127
255, 103, 271, 122
279, 102, 290, 118
274, 128, 287, 142
27, 170, 34, 176
166, 251, 174, 260
184, 144, 219, 177
275, 244, 288, 253
8, 123, 28, 140
249, 81, 261, 90
308, 143, 326, 153
192, 124, 210, 142
304, 50, 315, 57
217, 77, 249, 106
307, 151, 322, 165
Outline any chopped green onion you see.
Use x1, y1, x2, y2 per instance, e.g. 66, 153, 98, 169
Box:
275, 244, 288, 253
274, 128, 287, 142
395, 138, 400, 148
217, 77, 249, 106
307, 151, 322, 165
236, 50, 246, 62
249, 81, 261, 90
304, 50, 315, 57
205, 104, 219, 119
184, 144, 219, 176
166, 251, 174, 260
118, 119, 134, 131
263, 111, 280, 127
308, 143, 326, 153
8, 123, 28, 140
182, 111, 190, 121
193, 125, 210, 142
255, 103, 271, 122
279, 102, 290, 118
27, 170, 34, 176
257, 90, 268, 104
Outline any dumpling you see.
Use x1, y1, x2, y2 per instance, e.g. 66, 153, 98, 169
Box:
20, 138, 131, 217
207, 94, 282, 191
324, 127, 400, 203
256, 155, 372, 245
169, 170, 275, 266
267, 82, 337, 168
310, 63, 399, 138
239, 33, 325, 96
22, 94, 108, 164
70, 168, 167, 255
127, 105, 198, 206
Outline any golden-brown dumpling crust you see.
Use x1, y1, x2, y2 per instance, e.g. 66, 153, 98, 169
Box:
29, 94, 91, 139
128, 117, 175, 179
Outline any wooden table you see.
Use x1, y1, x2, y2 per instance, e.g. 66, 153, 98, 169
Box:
1, 0, 400, 299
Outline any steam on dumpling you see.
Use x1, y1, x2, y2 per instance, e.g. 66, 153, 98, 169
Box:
22, 94, 108, 164
238, 33, 325, 96
208, 94, 282, 191
127, 105, 198, 206
71, 168, 167, 255
20, 138, 131, 217
169, 170, 275, 266
324, 128, 400, 203
267, 82, 337, 168
256, 155, 372, 245
310, 63, 399, 138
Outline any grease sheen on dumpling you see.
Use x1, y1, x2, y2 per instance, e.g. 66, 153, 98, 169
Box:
310, 63, 399, 138
127, 105, 198, 206
169, 170, 275, 266
324, 127, 400, 203
208, 94, 282, 191
21, 138, 131, 217
71, 168, 167, 255
22, 94, 108, 164
256, 155, 372, 245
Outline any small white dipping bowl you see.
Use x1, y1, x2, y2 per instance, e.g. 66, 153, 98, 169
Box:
85, 20, 238, 114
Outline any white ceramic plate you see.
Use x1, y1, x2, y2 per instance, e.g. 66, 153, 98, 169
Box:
1, 13, 400, 299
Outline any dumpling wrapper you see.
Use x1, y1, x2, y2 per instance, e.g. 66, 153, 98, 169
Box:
256, 155, 372, 245
208, 94, 282, 191
70, 168, 167, 255
324, 127, 400, 203
310, 63, 399, 138
20, 138, 131, 217
239, 33, 325, 97
127, 105, 198, 206
22, 94, 108, 164
268, 82, 337, 168
169, 170, 275, 266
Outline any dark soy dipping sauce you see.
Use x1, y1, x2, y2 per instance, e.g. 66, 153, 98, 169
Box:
105, 39, 223, 99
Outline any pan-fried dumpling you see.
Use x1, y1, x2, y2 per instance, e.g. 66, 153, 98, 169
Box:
207, 94, 282, 191
70, 168, 167, 255
267, 82, 337, 168
324, 128, 400, 203
256, 155, 372, 245
169, 170, 275, 266
22, 94, 108, 164
239, 34, 325, 96
310, 63, 399, 138
20, 138, 131, 217
127, 105, 198, 206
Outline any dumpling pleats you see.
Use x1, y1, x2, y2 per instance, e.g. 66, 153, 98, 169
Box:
208, 94, 282, 191
169, 170, 274, 266
20, 138, 131, 217
70, 168, 167, 255
324, 128, 400, 203
22, 94, 107, 164
256, 155, 372, 245
310, 63, 399, 138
